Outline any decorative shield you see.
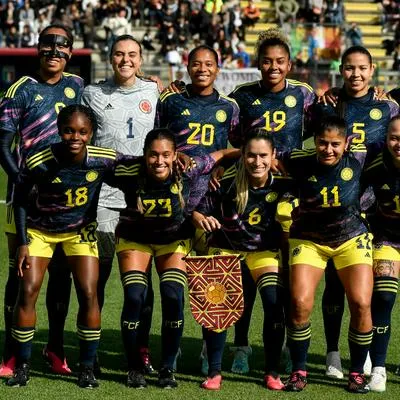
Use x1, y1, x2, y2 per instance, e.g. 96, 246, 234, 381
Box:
185, 254, 244, 331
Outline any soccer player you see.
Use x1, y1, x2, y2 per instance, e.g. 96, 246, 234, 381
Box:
360, 115, 400, 392
0, 24, 84, 377
7, 105, 121, 388
155, 44, 240, 213
284, 116, 373, 394
225, 28, 316, 374
113, 128, 239, 389
314, 46, 399, 380
193, 130, 291, 391
81, 34, 159, 374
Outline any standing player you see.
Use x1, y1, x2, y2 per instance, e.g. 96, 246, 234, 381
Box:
155, 45, 240, 213
360, 115, 400, 392
7, 105, 121, 388
284, 116, 373, 393
193, 130, 290, 391
314, 46, 399, 380
225, 28, 315, 374
113, 128, 239, 389
81, 34, 159, 373
0, 24, 84, 377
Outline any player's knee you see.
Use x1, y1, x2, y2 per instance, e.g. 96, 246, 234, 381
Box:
348, 296, 371, 320
290, 296, 313, 322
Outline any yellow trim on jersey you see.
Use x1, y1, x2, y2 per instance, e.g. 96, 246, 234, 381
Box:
115, 164, 140, 176
86, 146, 116, 159
349, 143, 367, 153
62, 71, 81, 79
286, 79, 313, 93
272, 174, 294, 180
5, 76, 33, 98
219, 94, 239, 106
231, 80, 259, 94
26, 148, 54, 169
290, 149, 316, 159
364, 154, 384, 172
159, 89, 176, 102
221, 165, 237, 181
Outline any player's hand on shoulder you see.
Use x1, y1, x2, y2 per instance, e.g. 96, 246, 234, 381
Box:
318, 87, 340, 106
209, 166, 225, 191
163, 80, 186, 95
193, 211, 221, 233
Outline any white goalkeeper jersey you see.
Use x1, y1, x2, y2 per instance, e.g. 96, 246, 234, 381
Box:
81, 77, 159, 209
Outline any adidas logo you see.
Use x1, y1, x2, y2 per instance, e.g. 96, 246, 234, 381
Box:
252, 99, 261, 105
52, 177, 62, 183
308, 176, 317, 182
35, 94, 43, 101
381, 184, 390, 190
365, 252, 371, 258
181, 109, 190, 115
105, 103, 114, 110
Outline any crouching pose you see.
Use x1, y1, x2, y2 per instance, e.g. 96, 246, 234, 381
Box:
8, 105, 122, 388
113, 128, 239, 389
193, 130, 289, 390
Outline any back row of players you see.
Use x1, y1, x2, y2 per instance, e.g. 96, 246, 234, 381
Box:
0, 23, 399, 394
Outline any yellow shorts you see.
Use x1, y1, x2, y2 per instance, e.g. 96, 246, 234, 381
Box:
27, 225, 98, 258
208, 247, 280, 270
115, 237, 191, 257
193, 228, 208, 255
289, 233, 373, 270
5, 204, 16, 235
373, 244, 400, 262
276, 198, 299, 233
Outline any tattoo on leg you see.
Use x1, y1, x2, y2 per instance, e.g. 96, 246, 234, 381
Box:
373, 259, 395, 277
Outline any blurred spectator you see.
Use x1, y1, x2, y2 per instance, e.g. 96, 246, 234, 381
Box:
222, 52, 239, 68
275, 0, 299, 26
18, 0, 35, 33
120, 0, 132, 21
205, 0, 223, 14
20, 23, 35, 47
165, 44, 181, 65
231, 30, 240, 53
32, 10, 50, 43
160, 25, 178, 55
242, 0, 260, 28
231, 3, 244, 37
346, 22, 363, 46
142, 27, 156, 51
81, 2, 95, 48
324, 0, 344, 26
2, 1, 19, 33
5, 24, 18, 47
213, 41, 222, 65
102, 7, 132, 52
176, 15, 190, 48
130, 0, 141, 26
235, 42, 250, 67
67, 2, 83, 37
221, 38, 234, 62
309, 0, 323, 23
307, 27, 320, 67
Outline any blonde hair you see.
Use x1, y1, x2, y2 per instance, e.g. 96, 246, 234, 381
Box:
255, 27, 291, 63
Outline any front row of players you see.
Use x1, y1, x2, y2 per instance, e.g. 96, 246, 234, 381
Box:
7, 104, 400, 394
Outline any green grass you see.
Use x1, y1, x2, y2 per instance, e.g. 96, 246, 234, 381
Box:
1, 170, 400, 399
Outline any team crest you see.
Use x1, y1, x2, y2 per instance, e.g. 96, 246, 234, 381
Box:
292, 246, 301, 257
216, 110, 227, 122
139, 100, 152, 114
284, 95, 297, 108
185, 254, 244, 331
64, 87, 76, 99
369, 108, 382, 121
341, 167, 353, 181
170, 182, 183, 194
265, 192, 278, 202
86, 171, 98, 182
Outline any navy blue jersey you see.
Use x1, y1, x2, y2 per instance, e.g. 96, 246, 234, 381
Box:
0, 73, 84, 165
312, 88, 399, 153
229, 79, 315, 154
14, 144, 120, 234
155, 86, 240, 157
114, 154, 216, 244
363, 149, 400, 247
197, 164, 294, 252
287, 145, 368, 247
